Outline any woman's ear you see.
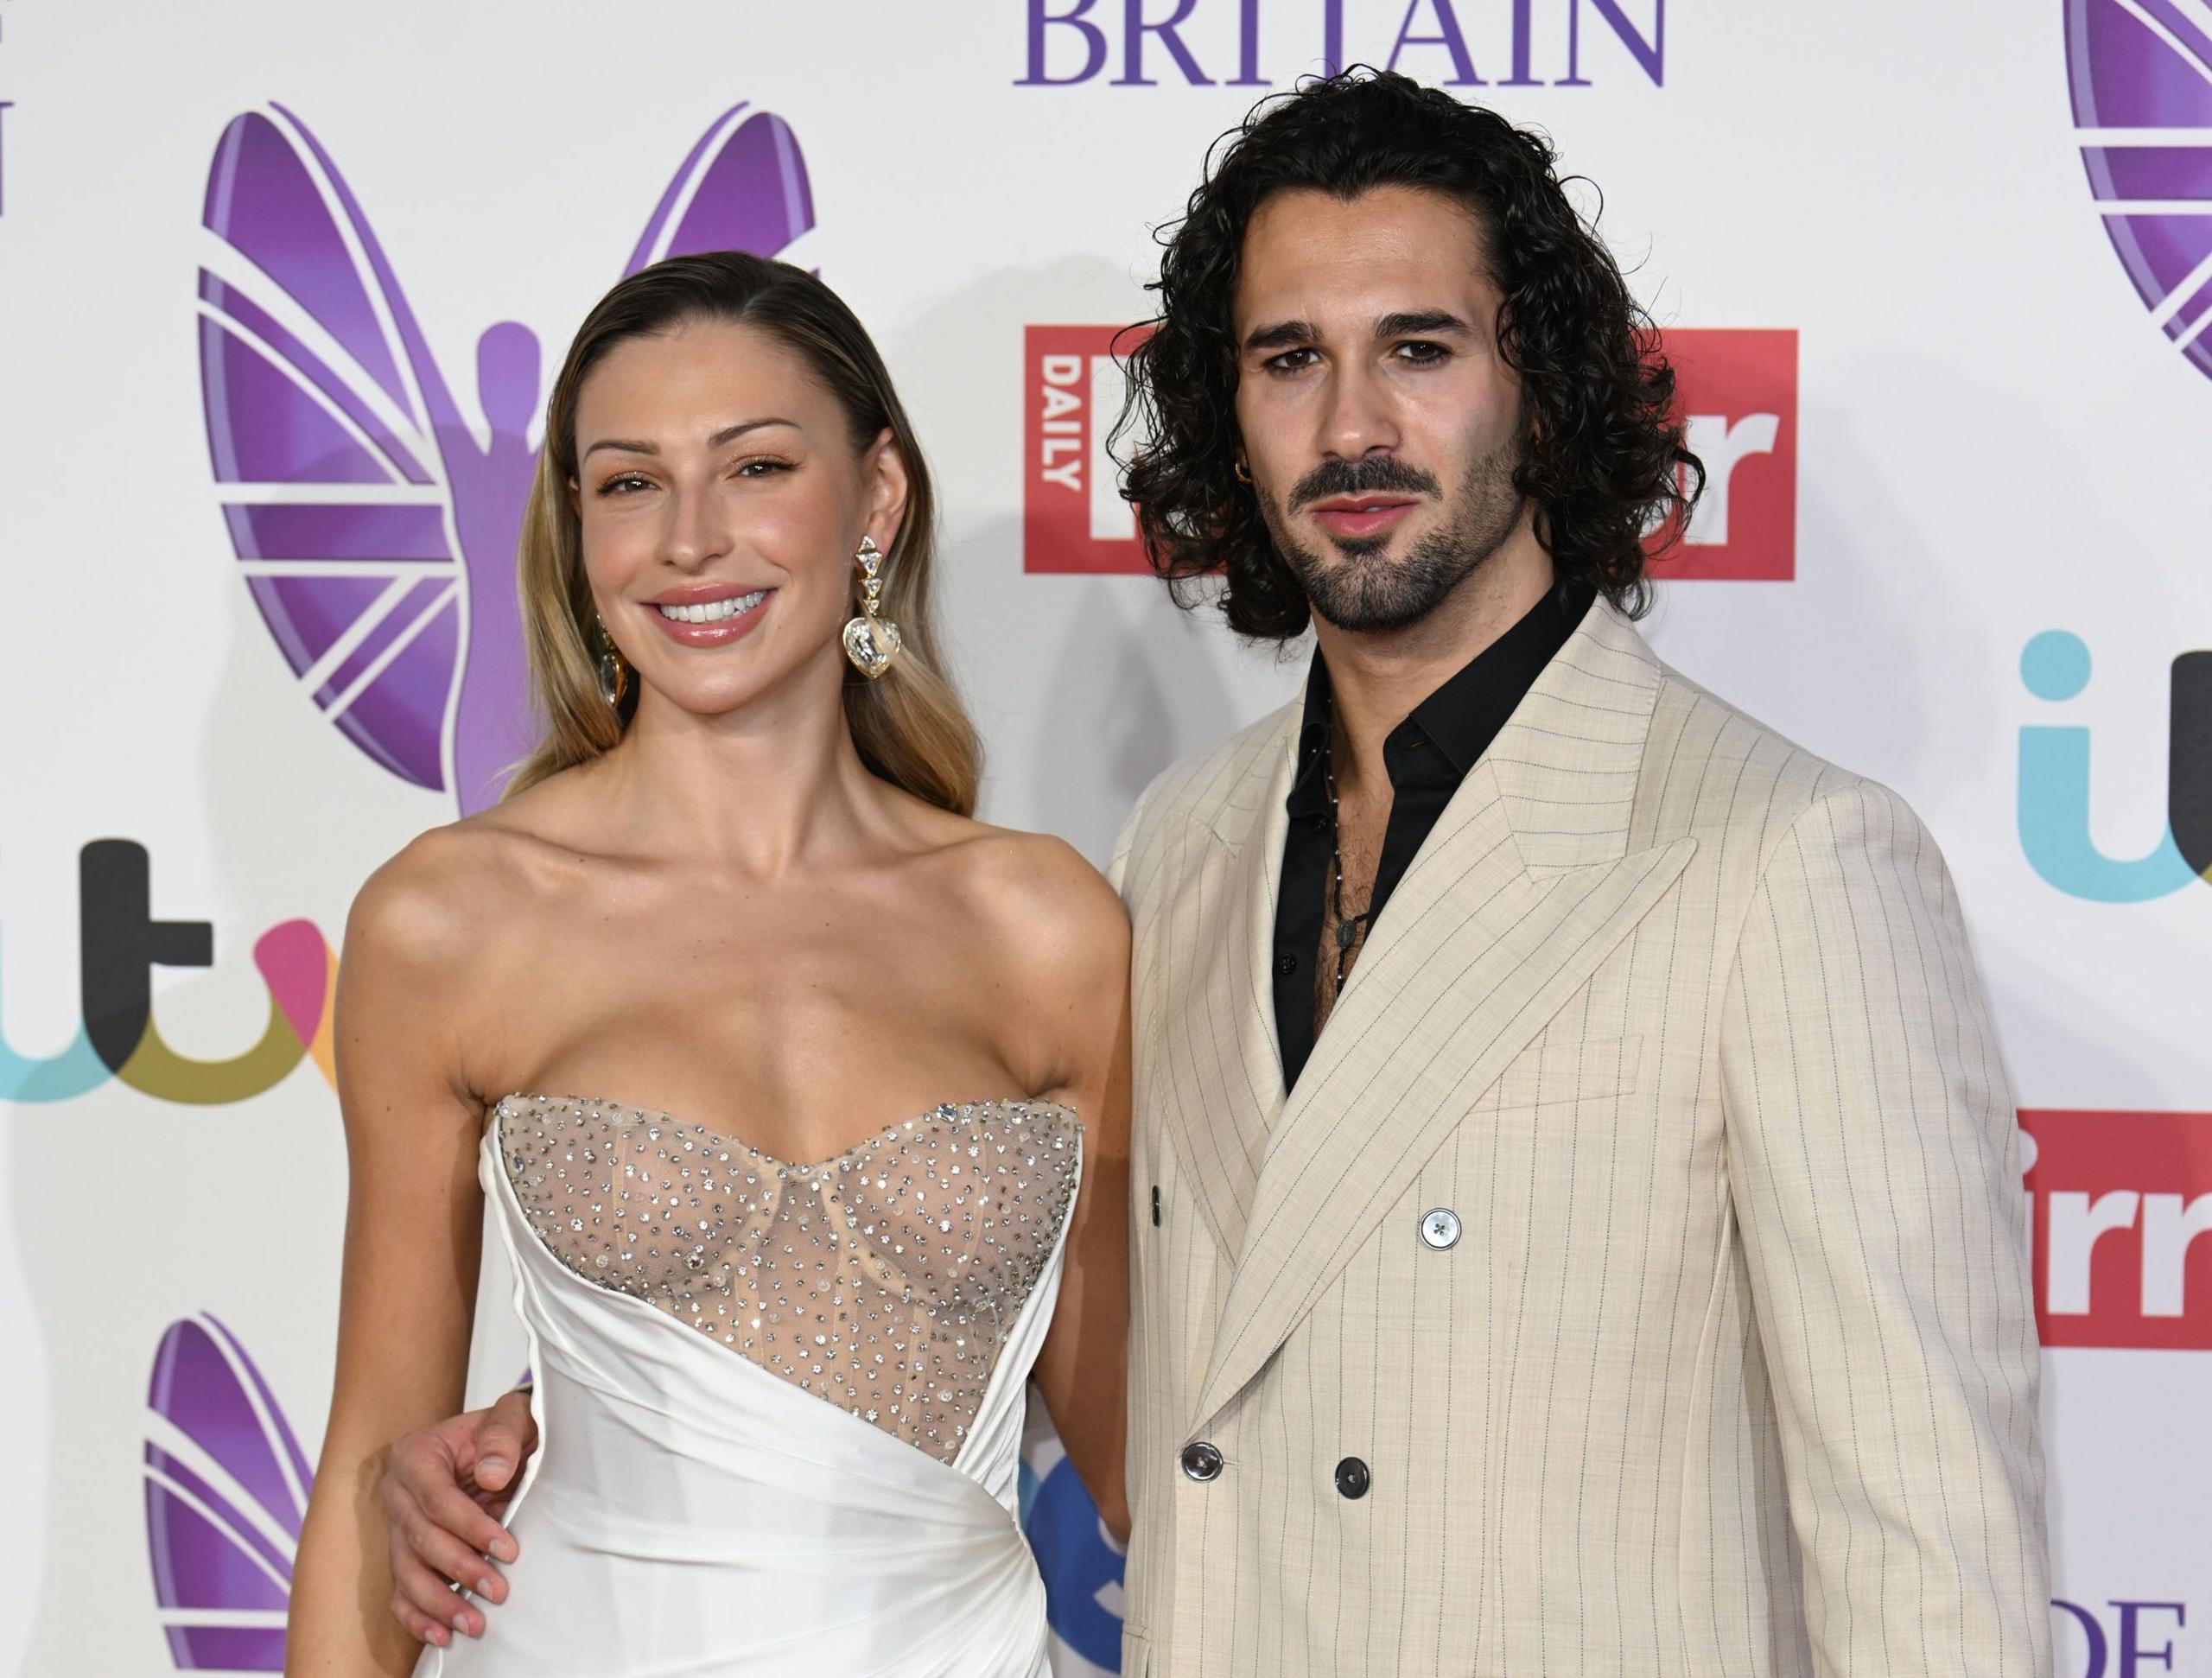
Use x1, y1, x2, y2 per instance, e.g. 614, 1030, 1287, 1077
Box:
568, 478, 582, 520
864, 428, 910, 553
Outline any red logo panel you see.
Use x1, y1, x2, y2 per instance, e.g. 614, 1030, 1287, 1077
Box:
2023, 1109, 2212, 1350
1026, 323, 1798, 581
1646, 327, 1798, 582
1023, 325, 1151, 575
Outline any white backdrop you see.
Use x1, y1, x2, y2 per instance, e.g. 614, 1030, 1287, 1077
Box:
3, 2, 2209, 1674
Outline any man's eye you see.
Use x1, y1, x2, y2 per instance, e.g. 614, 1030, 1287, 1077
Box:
1395, 341, 1450, 365
1264, 348, 1318, 374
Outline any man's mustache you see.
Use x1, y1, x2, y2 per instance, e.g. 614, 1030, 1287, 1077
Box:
1287, 456, 1441, 514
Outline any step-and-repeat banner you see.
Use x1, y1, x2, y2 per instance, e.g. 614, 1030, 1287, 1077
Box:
2, 2, 2208, 1673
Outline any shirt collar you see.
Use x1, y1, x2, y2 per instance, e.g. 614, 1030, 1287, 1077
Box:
1286, 583, 1596, 815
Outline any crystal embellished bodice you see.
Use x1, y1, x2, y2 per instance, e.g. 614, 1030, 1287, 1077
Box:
496, 1093, 1082, 1465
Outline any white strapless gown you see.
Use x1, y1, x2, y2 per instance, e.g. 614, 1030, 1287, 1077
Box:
417, 1092, 1084, 1678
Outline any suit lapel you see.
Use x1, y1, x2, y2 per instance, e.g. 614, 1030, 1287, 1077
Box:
1154, 708, 1299, 1264
1188, 608, 1697, 1430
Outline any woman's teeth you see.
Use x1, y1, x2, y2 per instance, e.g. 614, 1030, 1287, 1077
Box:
656, 591, 766, 624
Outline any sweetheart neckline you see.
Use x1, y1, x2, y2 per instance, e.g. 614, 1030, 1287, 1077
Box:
492, 1090, 1082, 1177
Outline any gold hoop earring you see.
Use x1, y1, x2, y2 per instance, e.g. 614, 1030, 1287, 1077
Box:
1234, 455, 1254, 485
594, 615, 630, 709
841, 536, 902, 680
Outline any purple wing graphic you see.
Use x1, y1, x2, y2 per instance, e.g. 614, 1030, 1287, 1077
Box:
2067, 0, 2212, 381
206, 102, 817, 812
143, 1315, 314, 1671
625, 103, 817, 276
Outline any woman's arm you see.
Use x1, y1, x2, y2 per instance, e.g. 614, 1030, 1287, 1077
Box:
1012, 841, 1135, 1544
286, 849, 493, 1675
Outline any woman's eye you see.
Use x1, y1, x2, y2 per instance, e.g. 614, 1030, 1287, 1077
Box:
735, 458, 791, 479
596, 474, 652, 497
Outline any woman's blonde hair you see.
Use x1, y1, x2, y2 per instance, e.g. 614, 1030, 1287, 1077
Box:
506, 252, 981, 814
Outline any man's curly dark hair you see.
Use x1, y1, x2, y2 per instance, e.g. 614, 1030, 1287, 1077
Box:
1116, 68, 1703, 640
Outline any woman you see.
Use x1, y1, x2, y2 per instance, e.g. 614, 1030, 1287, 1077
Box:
285, 252, 1132, 1677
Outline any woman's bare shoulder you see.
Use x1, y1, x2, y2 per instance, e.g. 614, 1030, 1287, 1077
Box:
344, 801, 575, 985
937, 823, 1129, 990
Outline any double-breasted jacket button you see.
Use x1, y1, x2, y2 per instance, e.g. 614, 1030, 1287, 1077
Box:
1179, 1440, 1224, 1483
1334, 1456, 1371, 1499
1420, 1207, 1462, 1249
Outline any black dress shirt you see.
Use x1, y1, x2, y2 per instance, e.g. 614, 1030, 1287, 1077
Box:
1271, 586, 1595, 1090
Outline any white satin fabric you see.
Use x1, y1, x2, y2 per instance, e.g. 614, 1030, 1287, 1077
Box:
417, 1109, 1080, 1678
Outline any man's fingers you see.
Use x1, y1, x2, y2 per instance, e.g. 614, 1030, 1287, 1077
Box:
474, 1434, 517, 1492
391, 1592, 452, 1649
474, 1390, 539, 1490
395, 1503, 508, 1607
389, 1551, 484, 1641
421, 1476, 519, 1566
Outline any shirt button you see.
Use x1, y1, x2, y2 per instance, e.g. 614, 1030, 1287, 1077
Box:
1334, 1456, 1371, 1499
1420, 1208, 1462, 1250
1180, 1440, 1224, 1483
1275, 951, 1298, 976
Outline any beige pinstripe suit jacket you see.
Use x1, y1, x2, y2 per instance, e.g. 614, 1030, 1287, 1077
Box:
1108, 605, 2049, 1677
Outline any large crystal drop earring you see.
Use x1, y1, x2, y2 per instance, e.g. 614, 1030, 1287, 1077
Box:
594, 614, 630, 709
840, 537, 902, 680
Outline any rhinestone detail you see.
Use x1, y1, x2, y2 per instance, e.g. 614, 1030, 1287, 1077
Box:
499, 1094, 1081, 1465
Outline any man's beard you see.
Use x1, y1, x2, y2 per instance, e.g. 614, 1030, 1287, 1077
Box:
1260, 436, 1527, 634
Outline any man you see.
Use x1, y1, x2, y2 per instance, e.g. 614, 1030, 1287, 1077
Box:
380, 71, 2049, 1675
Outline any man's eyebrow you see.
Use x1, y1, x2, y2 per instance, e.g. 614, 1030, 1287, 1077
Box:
1241, 312, 1474, 354
1243, 319, 1318, 353
1376, 309, 1472, 339
582, 417, 799, 461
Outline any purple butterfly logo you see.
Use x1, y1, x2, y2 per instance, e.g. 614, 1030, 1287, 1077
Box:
2067, 0, 2212, 382
143, 1315, 313, 1671
200, 103, 817, 812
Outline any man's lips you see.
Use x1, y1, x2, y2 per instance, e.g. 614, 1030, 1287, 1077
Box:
1310, 498, 1418, 539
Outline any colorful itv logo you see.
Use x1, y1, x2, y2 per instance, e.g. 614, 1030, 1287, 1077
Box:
2017, 632, 2212, 902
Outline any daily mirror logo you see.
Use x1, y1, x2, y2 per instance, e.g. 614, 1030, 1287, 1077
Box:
2066, 0, 2212, 385
1024, 325, 1150, 575
1644, 327, 1796, 582
2024, 1110, 2212, 1351
1020, 321, 1797, 579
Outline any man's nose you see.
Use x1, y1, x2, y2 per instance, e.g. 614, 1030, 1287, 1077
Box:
1318, 361, 1402, 462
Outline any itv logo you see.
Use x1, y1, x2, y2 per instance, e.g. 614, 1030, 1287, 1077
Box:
0, 841, 336, 1106
2018, 631, 2212, 901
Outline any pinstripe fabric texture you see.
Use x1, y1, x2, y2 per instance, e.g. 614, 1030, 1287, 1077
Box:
1108, 607, 2050, 1677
